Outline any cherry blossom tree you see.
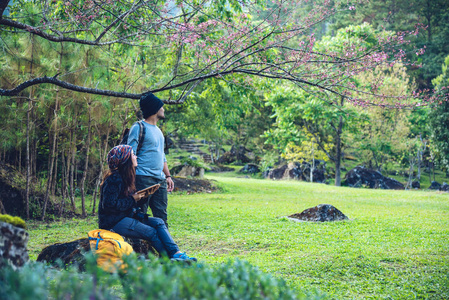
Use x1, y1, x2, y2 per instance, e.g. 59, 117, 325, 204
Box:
0, 0, 447, 106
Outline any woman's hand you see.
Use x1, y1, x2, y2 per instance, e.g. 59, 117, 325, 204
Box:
132, 193, 145, 202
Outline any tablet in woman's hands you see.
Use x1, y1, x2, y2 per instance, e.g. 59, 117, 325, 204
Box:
136, 184, 160, 197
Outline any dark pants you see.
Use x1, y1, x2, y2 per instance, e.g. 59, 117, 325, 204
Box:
112, 217, 179, 257
136, 175, 168, 227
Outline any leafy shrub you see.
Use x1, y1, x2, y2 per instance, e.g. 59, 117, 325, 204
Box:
0, 253, 325, 300
0, 255, 121, 300
260, 152, 278, 174
180, 156, 210, 170
0, 261, 49, 300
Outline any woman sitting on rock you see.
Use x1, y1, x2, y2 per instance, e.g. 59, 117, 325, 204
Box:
99, 144, 196, 262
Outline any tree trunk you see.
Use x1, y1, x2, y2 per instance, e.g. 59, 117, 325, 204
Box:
69, 127, 76, 212
334, 97, 344, 186
18, 147, 21, 172
215, 143, 220, 160
432, 156, 436, 182
31, 104, 37, 177
371, 150, 380, 172
25, 98, 31, 220
335, 128, 342, 186
417, 135, 426, 181
30, 88, 37, 177
41, 40, 63, 220
417, 151, 421, 181
60, 149, 68, 217
25, 33, 35, 220
209, 144, 215, 164
61, 151, 66, 199
52, 43, 63, 198
91, 140, 103, 215
0, 199, 5, 214
80, 104, 92, 218
429, 159, 432, 183
310, 139, 314, 183
92, 110, 113, 214
51, 142, 58, 196
41, 99, 59, 221
406, 157, 416, 190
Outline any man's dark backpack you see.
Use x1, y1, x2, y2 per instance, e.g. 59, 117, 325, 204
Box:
119, 121, 172, 154
120, 121, 146, 153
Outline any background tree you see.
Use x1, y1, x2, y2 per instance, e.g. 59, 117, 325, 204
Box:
265, 23, 405, 186
429, 55, 449, 171
352, 63, 414, 173
330, 0, 449, 89
1, 0, 440, 108
282, 130, 331, 182
165, 78, 273, 162
265, 84, 360, 186
1, 0, 449, 219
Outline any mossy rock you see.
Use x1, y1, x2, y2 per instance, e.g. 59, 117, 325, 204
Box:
0, 214, 26, 229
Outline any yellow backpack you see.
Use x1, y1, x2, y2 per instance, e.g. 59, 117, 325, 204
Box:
88, 229, 133, 272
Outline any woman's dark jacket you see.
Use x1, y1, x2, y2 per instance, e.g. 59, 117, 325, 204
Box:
98, 172, 136, 229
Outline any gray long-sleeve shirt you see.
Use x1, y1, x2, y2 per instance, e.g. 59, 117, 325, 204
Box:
127, 121, 166, 180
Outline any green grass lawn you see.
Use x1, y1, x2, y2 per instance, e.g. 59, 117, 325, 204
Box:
27, 175, 449, 299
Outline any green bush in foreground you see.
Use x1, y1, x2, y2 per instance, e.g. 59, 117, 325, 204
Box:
0, 254, 325, 300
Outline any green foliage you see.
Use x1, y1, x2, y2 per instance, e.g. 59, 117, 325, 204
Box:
282, 133, 331, 164
174, 175, 449, 298
330, 0, 449, 88
0, 214, 26, 229
26, 175, 449, 299
264, 25, 384, 156
0, 255, 119, 300
0, 253, 313, 300
165, 78, 272, 153
180, 156, 210, 170
264, 82, 360, 159
0, 262, 49, 300
429, 55, 449, 170
351, 63, 415, 170
259, 151, 279, 173
1, 0, 449, 223
316, 22, 386, 54
120, 255, 310, 300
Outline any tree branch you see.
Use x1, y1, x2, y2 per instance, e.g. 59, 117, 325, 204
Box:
94, 0, 147, 43
0, 18, 102, 45
0, 18, 144, 46
0, 76, 141, 99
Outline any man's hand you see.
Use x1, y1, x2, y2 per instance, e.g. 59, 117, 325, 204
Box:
166, 176, 174, 192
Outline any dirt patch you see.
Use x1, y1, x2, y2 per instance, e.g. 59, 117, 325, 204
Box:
172, 177, 218, 194
209, 165, 235, 172
288, 204, 348, 222
0, 162, 79, 219
0, 162, 51, 218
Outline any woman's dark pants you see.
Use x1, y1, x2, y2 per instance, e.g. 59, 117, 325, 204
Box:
112, 217, 179, 257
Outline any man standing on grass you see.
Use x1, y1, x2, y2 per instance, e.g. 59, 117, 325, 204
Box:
127, 92, 174, 227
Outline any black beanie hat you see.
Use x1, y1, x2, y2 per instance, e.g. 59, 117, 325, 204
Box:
140, 93, 164, 119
